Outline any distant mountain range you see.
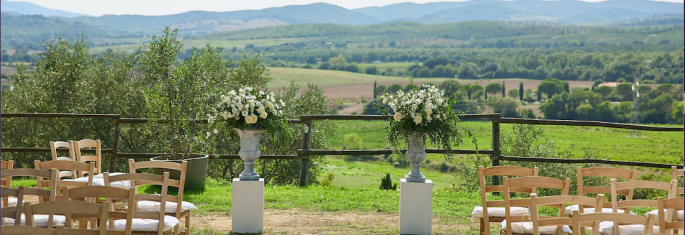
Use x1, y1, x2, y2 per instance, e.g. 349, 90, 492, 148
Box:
1, 0, 683, 44
0, 0, 88, 18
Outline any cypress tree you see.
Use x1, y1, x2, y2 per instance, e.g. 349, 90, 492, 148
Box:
519, 82, 524, 101
485, 91, 488, 99
502, 82, 506, 97
373, 81, 377, 99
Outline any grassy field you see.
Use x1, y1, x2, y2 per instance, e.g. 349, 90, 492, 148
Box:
89, 37, 318, 53
327, 120, 683, 165
1, 66, 17, 75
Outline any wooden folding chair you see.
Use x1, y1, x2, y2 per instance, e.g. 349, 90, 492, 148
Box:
2, 160, 14, 207
65, 185, 135, 233
50, 141, 77, 178
529, 194, 605, 235
35, 160, 94, 200
572, 166, 637, 215
657, 196, 683, 234
572, 211, 655, 235
105, 171, 180, 235
129, 159, 190, 235
476, 166, 539, 235
74, 139, 103, 177
501, 176, 571, 235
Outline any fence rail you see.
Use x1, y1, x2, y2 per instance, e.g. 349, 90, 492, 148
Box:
2, 113, 682, 187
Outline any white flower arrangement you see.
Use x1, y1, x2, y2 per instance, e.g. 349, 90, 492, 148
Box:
207, 87, 290, 139
378, 83, 473, 156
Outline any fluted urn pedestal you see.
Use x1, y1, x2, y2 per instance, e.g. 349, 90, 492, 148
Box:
399, 132, 432, 234
404, 132, 427, 182
232, 128, 265, 234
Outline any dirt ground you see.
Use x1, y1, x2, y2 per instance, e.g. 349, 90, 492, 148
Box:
194, 209, 474, 234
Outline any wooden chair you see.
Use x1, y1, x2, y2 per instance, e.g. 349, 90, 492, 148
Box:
529, 194, 605, 235
657, 197, 683, 234
501, 176, 571, 235
572, 211, 655, 235
609, 179, 677, 235
1, 169, 60, 227
1, 186, 25, 226
50, 141, 77, 178
1, 225, 126, 235
22, 200, 119, 233
129, 159, 191, 235
35, 160, 94, 200
1, 168, 58, 203
571, 166, 637, 215
105, 171, 180, 235
476, 166, 539, 235
65, 185, 135, 233
74, 139, 103, 177
672, 166, 683, 196
2, 160, 14, 207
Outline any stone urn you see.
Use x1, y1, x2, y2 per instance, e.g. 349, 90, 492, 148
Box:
405, 132, 426, 182
236, 128, 265, 181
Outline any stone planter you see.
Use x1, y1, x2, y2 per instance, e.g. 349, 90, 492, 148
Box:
405, 132, 426, 183
236, 128, 265, 181
151, 155, 209, 191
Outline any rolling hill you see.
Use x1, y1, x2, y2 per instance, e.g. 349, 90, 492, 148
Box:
0, 0, 88, 17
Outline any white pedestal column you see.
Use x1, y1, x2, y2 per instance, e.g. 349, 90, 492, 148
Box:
232, 178, 264, 234
399, 179, 433, 235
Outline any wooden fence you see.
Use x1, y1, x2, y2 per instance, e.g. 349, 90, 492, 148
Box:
1, 113, 682, 186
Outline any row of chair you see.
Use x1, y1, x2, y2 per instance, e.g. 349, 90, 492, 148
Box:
50, 139, 103, 178
0, 158, 196, 235
474, 165, 684, 235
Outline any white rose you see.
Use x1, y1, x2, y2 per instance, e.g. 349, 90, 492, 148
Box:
259, 112, 267, 119
221, 112, 229, 120
394, 113, 403, 122
246, 87, 253, 92
426, 116, 432, 122
206, 132, 211, 138
257, 106, 265, 114
390, 103, 397, 111
413, 115, 423, 125
239, 88, 244, 93
213, 129, 218, 134
425, 106, 432, 115
259, 91, 265, 96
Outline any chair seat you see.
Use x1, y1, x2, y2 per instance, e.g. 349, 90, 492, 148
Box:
597, 221, 659, 235
55, 157, 72, 161
66, 172, 131, 189
138, 200, 197, 213
645, 209, 684, 221
500, 220, 573, 234
111, 216, 180, 232
7, 197, 17, 207
472, 206, 529, 222
564, 205, 630, 215
4, 214, 66, 227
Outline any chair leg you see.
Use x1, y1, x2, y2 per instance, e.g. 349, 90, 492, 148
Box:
480, 218, 485, 235
185, 212, 190, 233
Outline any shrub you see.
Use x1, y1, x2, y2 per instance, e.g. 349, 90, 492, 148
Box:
380, 174, 397, 190
320, 173, 335, 186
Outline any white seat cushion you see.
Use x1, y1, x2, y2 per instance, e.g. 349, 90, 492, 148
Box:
7, 197, 17, 207
500, 220, 573, 234
138, 200, 198, 213
471, 206, 529, 222
645, 209, 684, 221
597, 221, 659, 234
55, 157, 72, 161
4, 215, 66, 227
564, 205, 630, 215
67, 172, 131, 189
111, 215, 180, 232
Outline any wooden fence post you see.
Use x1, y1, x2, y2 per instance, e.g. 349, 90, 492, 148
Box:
299, 122, 312, 186
491, 114, 501, 188
108, 117, 121, 173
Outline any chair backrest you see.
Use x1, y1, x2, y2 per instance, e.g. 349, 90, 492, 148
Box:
105, 172, 171, 235
671, 166, 683, 196
656, 196, 684, 233
502, 176, 570, 235
572, 211, 655, 235
610, 179, 677, 214
74, 139, 102, 176
1, 160, 14, 207
0, 225, 126, 235
50, 141, 75, 161
1, 168, 58, 203
129, 159, 187, 217
65, 185, 135, 233
1, 186, 24, 226
530, 194, 605, 235
577, 166, 637, 210
478, 166, 538, 218
23, 200, 111, 232
35, 160, 94, 199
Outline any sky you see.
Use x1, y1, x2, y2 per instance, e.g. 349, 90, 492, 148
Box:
9, 0, 685, 16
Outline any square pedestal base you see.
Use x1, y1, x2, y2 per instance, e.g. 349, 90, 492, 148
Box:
399, 179, 433, 235
232, 178, 264, 234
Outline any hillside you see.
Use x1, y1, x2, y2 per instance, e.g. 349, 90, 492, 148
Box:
0, 0, 88, 18
0, 13, 109, 47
